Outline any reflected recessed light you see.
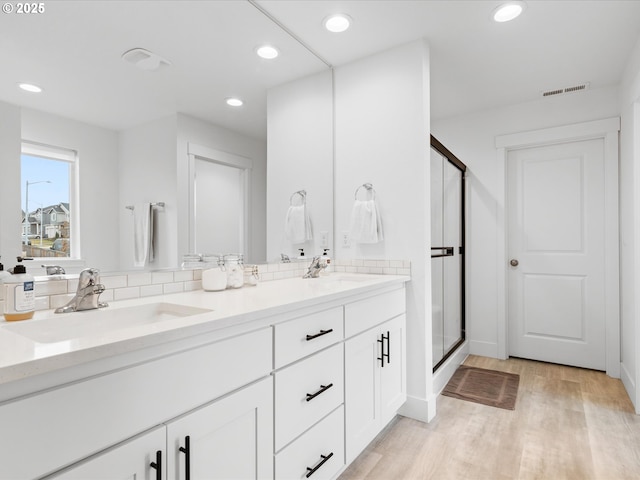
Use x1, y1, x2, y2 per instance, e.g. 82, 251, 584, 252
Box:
324, 14, 352, 33
492, 1, 526, 22
256, 45, 279, 59
18, 83, 43, 93
226, 97, 244, 107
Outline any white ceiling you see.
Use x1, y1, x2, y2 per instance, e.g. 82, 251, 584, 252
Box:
1, 1, 639, 139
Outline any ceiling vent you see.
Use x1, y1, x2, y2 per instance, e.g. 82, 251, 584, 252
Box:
122, 48, 171, 71
542, 82, 590, 98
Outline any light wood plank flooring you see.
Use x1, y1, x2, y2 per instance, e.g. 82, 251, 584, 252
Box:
339, 355, 640, 480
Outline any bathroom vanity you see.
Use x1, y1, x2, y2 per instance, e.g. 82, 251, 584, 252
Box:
0, 273, 408, 479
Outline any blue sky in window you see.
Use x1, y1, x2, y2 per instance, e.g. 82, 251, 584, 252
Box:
21, 154, 69, 213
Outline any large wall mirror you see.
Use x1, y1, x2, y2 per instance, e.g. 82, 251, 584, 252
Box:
0, 0, 331, 273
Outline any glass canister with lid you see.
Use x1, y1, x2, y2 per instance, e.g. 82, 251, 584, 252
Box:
223, 254, 244, 289
202, 254, 227, 291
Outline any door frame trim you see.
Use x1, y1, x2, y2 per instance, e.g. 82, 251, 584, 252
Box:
495, 117, 621, 377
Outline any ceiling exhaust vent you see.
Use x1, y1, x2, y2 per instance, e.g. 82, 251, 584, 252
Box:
122, 48, 171, 71
542, 82, 590, 98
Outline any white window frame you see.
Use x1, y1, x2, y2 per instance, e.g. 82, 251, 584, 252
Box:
21, 141, 80, 260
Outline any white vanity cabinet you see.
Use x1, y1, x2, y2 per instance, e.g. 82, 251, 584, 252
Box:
0, 327, 272, 480
344, 288, 407, 464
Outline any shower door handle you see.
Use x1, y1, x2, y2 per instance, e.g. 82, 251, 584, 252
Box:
431, 247, 454, 258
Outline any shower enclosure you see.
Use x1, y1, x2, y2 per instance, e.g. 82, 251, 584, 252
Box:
431, 135, 466, 371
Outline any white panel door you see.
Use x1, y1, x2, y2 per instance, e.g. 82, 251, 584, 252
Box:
508, 138, 606, 370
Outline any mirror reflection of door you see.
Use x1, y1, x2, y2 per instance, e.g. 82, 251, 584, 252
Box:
189, 145, 252, 257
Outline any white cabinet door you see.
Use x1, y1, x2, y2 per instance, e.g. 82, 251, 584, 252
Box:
344, 315, 406, 464
344, 326, 381, 464
379, 314, 406, 426
166, 377, 273, 480
48, 426, 166, 480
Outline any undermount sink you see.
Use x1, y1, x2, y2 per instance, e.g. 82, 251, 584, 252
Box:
3, 302, 212, 344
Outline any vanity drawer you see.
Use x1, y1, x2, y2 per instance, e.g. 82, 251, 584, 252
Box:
344, 287, 405, 338
275, 405, 345, 480
274, 306, 343, 368
274, 343, 344, 450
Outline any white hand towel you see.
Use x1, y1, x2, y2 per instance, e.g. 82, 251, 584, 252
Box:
133, 202, 152, 267
349, 199, 384, 244
285, 204, 312, 243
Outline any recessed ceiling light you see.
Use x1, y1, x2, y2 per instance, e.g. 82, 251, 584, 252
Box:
256, 45, 279, 60
226, 97, 244, 107
18, 83, 43, 93
492, 1, 526, 22
324, 14, 352, 33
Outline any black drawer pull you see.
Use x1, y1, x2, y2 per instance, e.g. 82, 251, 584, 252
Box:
150, 450, 162, 480
306, 383, 334, 402
377, 335, 384, 367
306, 452, 334, 478
179, 435, 190, 480
383, 331, 390, 364
306, 329, 333, 341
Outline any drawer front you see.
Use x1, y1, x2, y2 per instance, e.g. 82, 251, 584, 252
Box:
276, 406, 345, 480
0, 327, 272, 480
274, 344, 344, 450
344, 287, 405, 338
274, 307, 343, 368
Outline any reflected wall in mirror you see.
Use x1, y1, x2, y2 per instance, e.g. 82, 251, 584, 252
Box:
0, 1, 331, 274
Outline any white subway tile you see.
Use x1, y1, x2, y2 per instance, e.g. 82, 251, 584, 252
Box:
152, 272, 174, 284
114, 287, 140, 301
192, 269, 202, 280
184, 280, 202, 292
376, 260, 389, 268
163, 282, 184, 294
127, 272, 152, 287
383, 267, 398, 275
345, 266, 358, 273
140, 284, 163, 297
173, 270, 193, 282
35, 280, 68, 296
50, 294, 74, 309
100, 289, 114, 302
34, 296, 50, 311
260, 272, 274, 282
101, 275, 128, 289
398, 268, 411, 276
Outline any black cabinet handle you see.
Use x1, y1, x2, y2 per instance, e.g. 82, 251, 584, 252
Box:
150, 450, 162, 480
179, 435, 190, 480
306, 383, 334, 402
377, 335, 384, 367
383, 331, 390, 365
306, 329, 333, 341
306, 452, 334, 478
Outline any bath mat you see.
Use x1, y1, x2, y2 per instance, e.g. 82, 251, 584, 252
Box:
442, 365, 520, 410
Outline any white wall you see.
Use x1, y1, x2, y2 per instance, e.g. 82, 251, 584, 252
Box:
0, 102, 22, 265
20, 108, 120, 272
266, 69, 333, 262
619, 34, 640, 411
177, 113, 267, 264
432, 86, 620, 360
119, 116, 177, 270
334, 40, 433, 421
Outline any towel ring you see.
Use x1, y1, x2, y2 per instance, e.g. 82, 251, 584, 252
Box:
354, 183, 376, 200
289, 190, 307, 205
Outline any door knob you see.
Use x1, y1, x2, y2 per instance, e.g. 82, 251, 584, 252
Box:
510, 259, 519, 267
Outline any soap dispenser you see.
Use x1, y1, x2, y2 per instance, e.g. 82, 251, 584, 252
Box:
321, 248, 331, 274
3, 257, 35, 321
298, 248, 306, 260
0, 257, 12, 302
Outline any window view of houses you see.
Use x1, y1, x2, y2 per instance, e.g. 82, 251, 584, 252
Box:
21, 154, 71, 258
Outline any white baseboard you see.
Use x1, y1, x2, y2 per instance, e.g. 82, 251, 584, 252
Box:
469, 339, 499, 358
620, 361, 638, 413
398, 394, 436, 423
433, 342, 469, 395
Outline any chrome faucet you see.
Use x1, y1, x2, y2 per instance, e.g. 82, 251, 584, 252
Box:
42, 264, 65, 275
303, 256, 327, 279
55, 268, 108, 313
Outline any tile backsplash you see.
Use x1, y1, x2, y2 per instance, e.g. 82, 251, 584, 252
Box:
0, 259, 410, 313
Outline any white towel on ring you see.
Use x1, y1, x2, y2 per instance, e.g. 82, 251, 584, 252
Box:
285, 204, 312, 243
349, 199, 383, 244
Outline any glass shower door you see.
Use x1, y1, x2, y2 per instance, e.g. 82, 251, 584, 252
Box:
431, 136, 466, 371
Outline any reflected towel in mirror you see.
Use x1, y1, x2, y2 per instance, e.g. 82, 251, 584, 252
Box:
133, 202, 154, 267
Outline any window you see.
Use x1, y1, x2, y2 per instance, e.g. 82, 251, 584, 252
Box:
21, 142, 78, 259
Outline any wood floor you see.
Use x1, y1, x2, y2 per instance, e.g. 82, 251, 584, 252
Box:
338, 355, 640, 480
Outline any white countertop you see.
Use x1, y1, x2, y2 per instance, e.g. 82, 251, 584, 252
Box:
0, 273, 409, 387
